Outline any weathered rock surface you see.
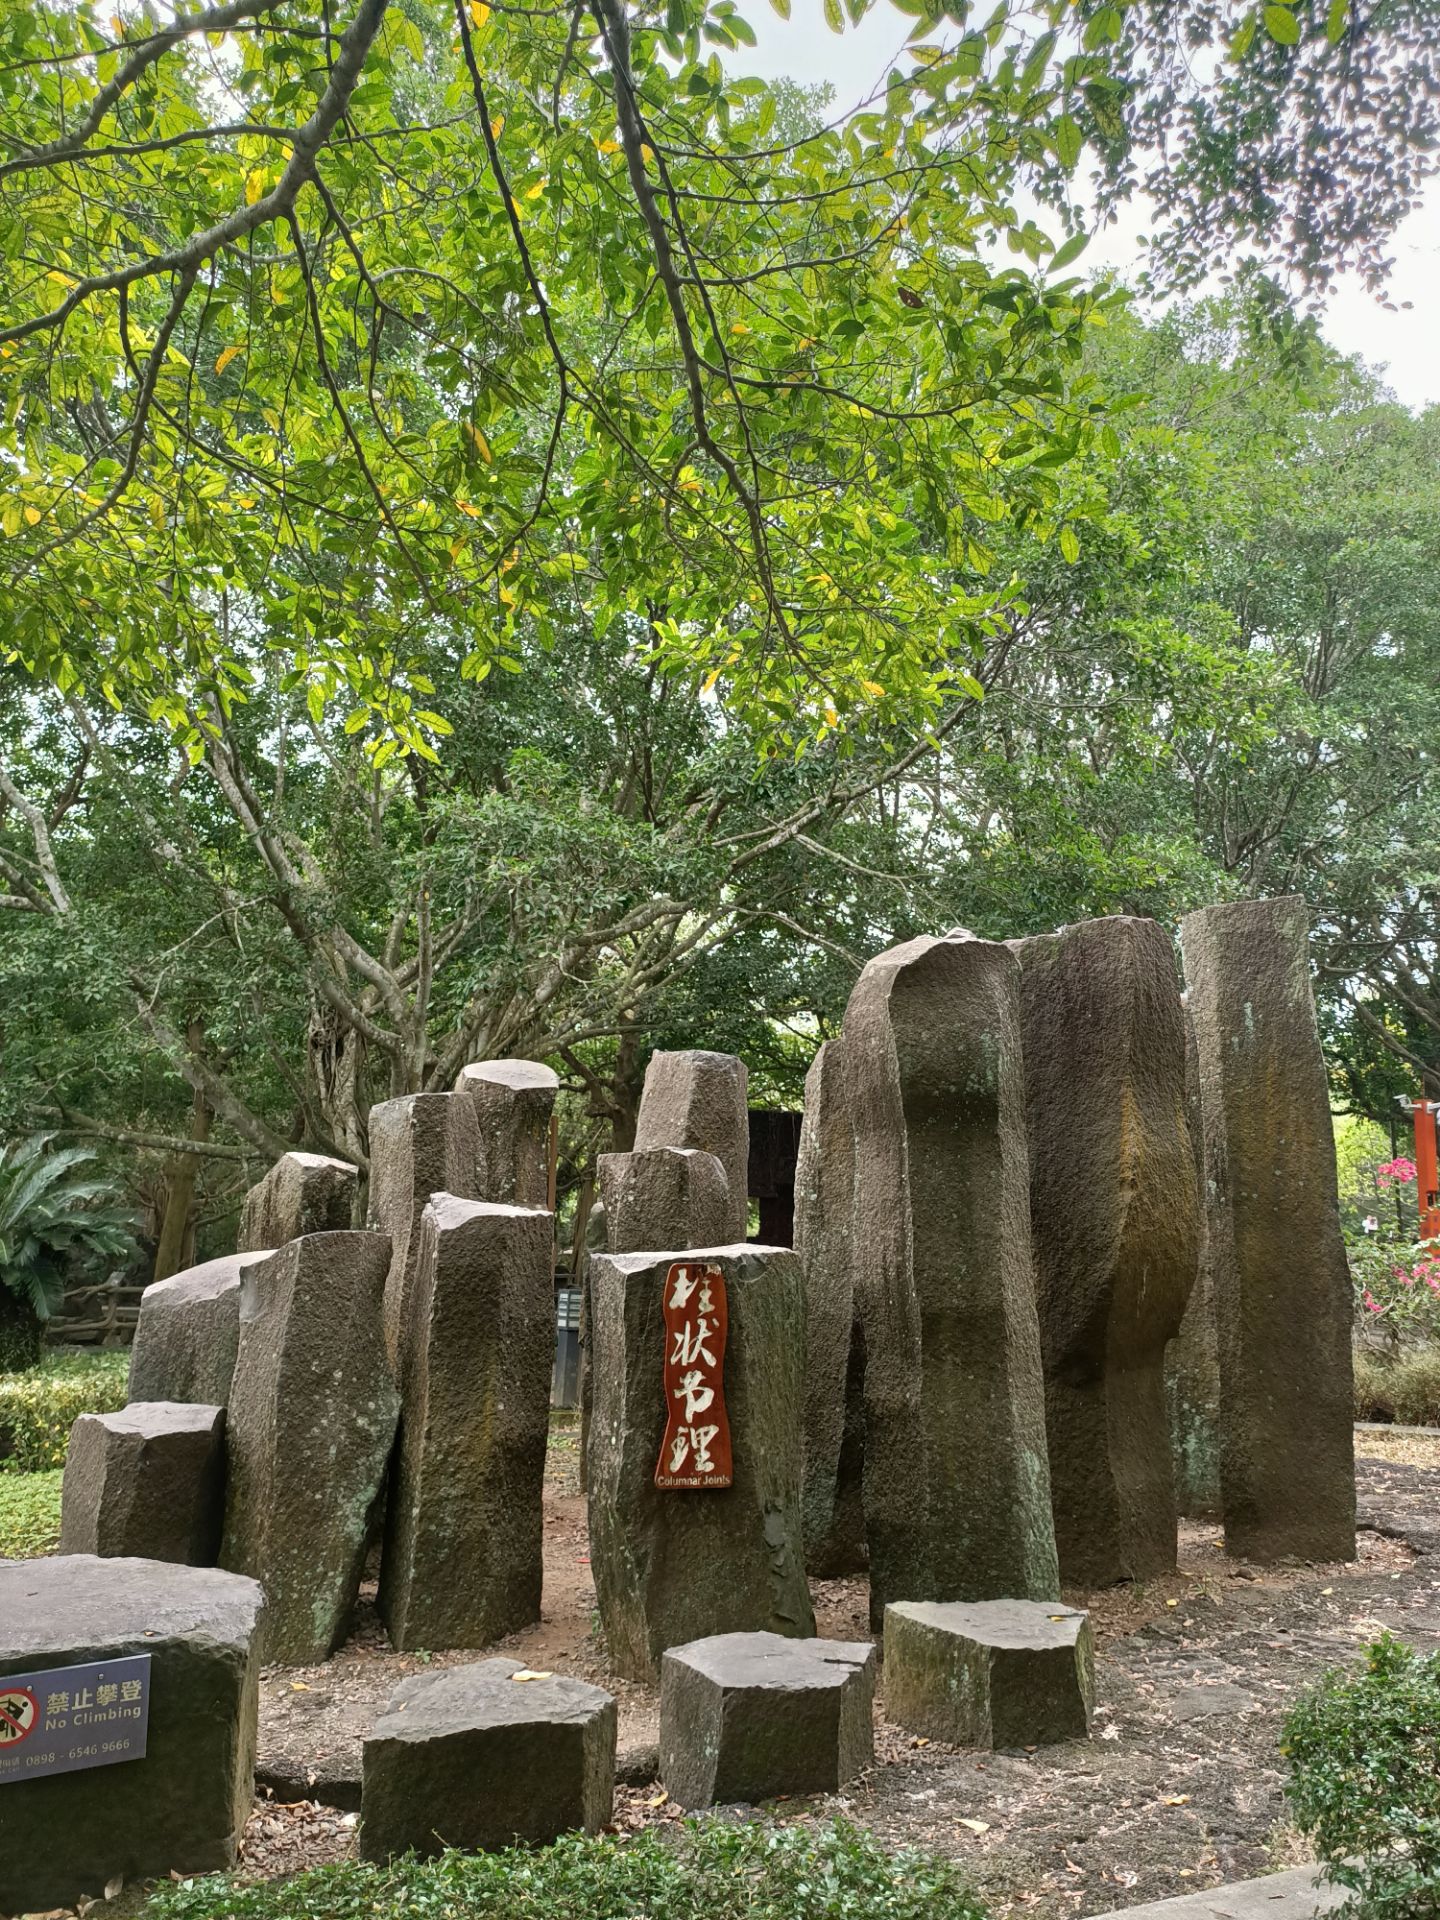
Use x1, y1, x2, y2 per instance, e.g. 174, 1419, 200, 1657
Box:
0, 1555, 263, 1911
846, 931, 1058, 1623
659, 1630, 874, 1808
360, 1658, 616, 1859
59, 1402, 225, 1565
1179, 897, 1356, 1563
587, 1244, 815, 1679
792, 1037, 866, 1575
884, 1598, 1094, 1749
1167, 991, 1224, 1519
368, 1091, 483, 1369
598, 1146, 730, 1253
633, 1050, 750, 1242
238, 1151, 358, 1254
1009, 916, 1199, 1585
454, 1058, 559, 1208
220, 1231, 399, 1663
128, 1251, 266, 1408
379, 1195, 554, 1650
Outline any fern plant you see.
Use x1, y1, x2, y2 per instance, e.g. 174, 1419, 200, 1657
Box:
0, 1137, 134, 1371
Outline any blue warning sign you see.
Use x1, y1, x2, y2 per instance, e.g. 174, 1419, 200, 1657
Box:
0, 1653, 150, 1783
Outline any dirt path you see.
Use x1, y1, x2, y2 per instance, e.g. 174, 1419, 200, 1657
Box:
242, 1430, 1440, 1914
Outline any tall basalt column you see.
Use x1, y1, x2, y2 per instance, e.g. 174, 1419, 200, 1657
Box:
587, 1244, 815, 1680
1010, 916, 1200, 1585
634, 1051, 750, 1243
792, 1038, 866, 1575
453, 1059, 559, 1209
368, 1092, 483, 1371
1166, 991, 1223, 1520
846, 932, 1058, 1624
379, 1195, 554, 1650
598, 1146, 731, 1254
220, 1231, 399, 1663
1179, 896, 1355, 1563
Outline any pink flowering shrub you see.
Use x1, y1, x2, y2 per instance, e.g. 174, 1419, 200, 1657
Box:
1376, 1157, 1419, 1188
1350, 1235, 1440, 1343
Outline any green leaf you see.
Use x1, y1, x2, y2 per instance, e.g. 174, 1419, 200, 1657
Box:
1049, 230, 1088, 271
767, 0, 790, 15
1325, 0, 1348, 41
1263, 3, 1301, 44
1059, 525, 1080, 563
823, 0, 844, 31
1053, 113, 1083, 169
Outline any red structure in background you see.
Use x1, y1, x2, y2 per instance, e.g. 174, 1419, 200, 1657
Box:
1400, 1097, 1440, 1240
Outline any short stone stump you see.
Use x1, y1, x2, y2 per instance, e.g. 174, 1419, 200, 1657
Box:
60, 1401, 225, 1565
0, 1555, 263, 1913
360, 1657, 616, 1860
883, 1599, 1093, 1749
660, 1630, 875, 1808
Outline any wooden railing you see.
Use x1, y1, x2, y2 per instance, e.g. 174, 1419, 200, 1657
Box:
48, 1275, 144, 1347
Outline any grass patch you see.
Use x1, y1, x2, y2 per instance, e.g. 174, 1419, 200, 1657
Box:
0, 1347, 130, 1472
1355, 1346, 1440, 1427
0, 1466, 63, 1556
144, 1819, 989, 1920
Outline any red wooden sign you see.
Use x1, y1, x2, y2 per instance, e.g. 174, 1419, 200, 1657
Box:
654, 1260, 733, 1490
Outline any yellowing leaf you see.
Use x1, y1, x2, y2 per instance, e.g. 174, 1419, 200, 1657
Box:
214, 345, 243, 374
860, 679, 884, 698
46, 270, 73, 287
525, 180, 546, 200
464, 421, 492, 463
730, 322, 751, 336
469, 1, 491, 24
245, 170, 265, 206
511, 1668, 551, 1682
1162, 1794, 1191, 1806
823, 704, 838, 728
23, 505, 42, 526
640, 143, 655, 163
959, 1818, 990, 1834
490, 115, 504, 138
702, 669, 721, 693
597, 138, 621, 154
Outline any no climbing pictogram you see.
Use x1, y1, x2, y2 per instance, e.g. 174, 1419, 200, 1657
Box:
0, 1689, 38, 1747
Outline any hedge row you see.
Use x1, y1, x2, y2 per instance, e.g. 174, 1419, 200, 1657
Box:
0, 1349, 130, 1472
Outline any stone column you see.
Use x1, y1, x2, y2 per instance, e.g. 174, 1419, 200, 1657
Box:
846, 931, 1058, 1623
454, 1059, 559, 1208
1010, 916, 1200, 1585
238, 1151, 358, 1253
220, 1231, 399, 1662
598, 1146, 730, 1253
634, 1050, 749, 1243
128, 1251, 267, 1408
792, 1038, 866, 1575
368, 1091, 483, 1370
1179, 896, 1355, 1562
1166, 991, 1224, 1519
379, 1195, 555, 1650
587, 1244, 814, 1679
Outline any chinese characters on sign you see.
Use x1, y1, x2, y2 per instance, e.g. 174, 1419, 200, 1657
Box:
655, 1260, 733, 1489
0, 1654, 150, 1784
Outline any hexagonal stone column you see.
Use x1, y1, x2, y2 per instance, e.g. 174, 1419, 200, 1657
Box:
238, 1150, 357, 1253
220, 1231, 399, 1663
360, 1658, 616, 1859
660, 1631, 875, 1808
454, 1058, 559, 1207
60, 1402, 225, 1565
0, 1556, 263, 1912
128, 1251, 268, 1407
884, 1599, 1094, 1749
1180, 896, 1355, 1563
368, 1090, 484, 1370
587, 1244, 815, 1679
634, 1050, 749, 1242
598, 1146, 731, 1253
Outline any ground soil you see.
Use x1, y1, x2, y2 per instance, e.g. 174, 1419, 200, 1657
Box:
237, 1422, 1440, 1915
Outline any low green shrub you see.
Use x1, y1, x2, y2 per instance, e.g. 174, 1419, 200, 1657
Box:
1354, 1346, 1440, 1427
0, 1348, 129, 1472
1284, 1634, 1440, 1918
0, 1467, 63, 1556
144, 1818, 989, 1920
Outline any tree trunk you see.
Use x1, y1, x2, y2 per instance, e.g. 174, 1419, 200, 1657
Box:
307, 996, 369, 1169
153, 1020, 213, 1282
0, 1283, 43, 1372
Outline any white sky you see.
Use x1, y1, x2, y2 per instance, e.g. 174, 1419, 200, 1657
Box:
735, 2, 1440, 410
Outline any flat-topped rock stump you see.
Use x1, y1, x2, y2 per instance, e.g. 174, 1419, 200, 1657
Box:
454, 1059, 559, 1208
220, 1231, 398, 1664
239, 1151, 358, 1253
59, 1401, 225, 1564
360, 1658, 616, 1860
660, 1631, 875, 1808
128, 1251, 268, 1407
884, 1599, 1094, 1750
368, 1090, 484, 1370
0, 1555, 263, 1913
